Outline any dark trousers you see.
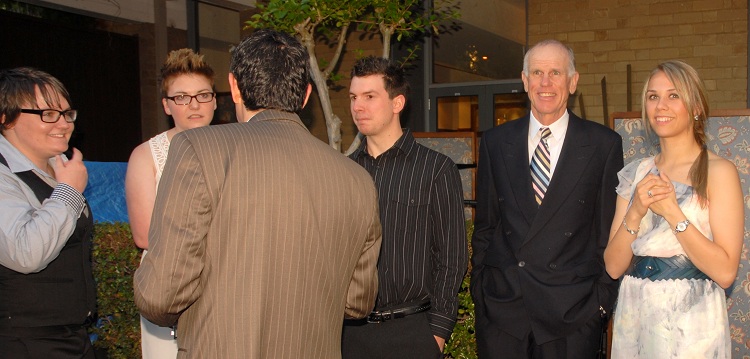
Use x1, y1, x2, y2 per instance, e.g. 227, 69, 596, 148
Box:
342, 312, 443, 359
0, 325, 96, 359
476, 309, 602, 359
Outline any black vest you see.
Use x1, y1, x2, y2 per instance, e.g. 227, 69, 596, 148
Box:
0, 154, 96, 328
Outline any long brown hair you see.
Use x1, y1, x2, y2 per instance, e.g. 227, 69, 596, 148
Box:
641, 60, 709, 206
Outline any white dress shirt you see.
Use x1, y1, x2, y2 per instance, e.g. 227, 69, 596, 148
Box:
528, 111, 570, 178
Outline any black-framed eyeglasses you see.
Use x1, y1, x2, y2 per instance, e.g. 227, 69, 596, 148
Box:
20, 109, 77, 123
165, 92, 216, 106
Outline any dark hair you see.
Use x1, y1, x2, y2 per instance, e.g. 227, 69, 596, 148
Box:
229, 29, 310, 113
351, 56, 410, 101
160, 48, 215, 97
0, 67, 71, 132
641, 60, 710, 206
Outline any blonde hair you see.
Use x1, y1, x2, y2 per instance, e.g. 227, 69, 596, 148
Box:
159, 48, 215, 97
641, 60, 709, 206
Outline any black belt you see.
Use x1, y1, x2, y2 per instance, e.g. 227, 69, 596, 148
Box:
367, 301, 431, 324
626, 255, 709, 281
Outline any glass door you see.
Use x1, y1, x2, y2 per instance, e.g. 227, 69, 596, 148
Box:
428, 80, 527, 132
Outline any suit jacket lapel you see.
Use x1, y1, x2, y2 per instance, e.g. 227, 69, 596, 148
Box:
525, 114, 596, 241
504, 117, 539, 225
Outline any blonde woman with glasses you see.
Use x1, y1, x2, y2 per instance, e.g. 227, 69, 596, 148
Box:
125, 48, 216, 358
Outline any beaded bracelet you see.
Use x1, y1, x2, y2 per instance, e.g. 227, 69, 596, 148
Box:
622, 218, 639, 235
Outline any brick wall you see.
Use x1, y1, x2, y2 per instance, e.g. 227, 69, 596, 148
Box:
528, 0, 748, 124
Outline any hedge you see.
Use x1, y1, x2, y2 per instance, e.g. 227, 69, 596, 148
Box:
91, 222, 141, 358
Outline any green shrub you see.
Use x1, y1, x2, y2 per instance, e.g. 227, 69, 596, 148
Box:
444, 220, 477, 359
91, 222, 142, 359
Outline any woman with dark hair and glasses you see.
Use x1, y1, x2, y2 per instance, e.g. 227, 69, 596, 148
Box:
0, 67, 95, 358
125, 48, 216, 358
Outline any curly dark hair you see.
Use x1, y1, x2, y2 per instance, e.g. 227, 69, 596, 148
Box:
229, 29, 310, 113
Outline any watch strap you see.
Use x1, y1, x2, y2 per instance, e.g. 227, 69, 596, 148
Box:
673, 219, 691, 234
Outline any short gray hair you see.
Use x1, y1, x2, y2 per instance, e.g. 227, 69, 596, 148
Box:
522, 39, 576, 78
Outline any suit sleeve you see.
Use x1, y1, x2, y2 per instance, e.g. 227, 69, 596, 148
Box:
134, 133, 212, 326
344, 185, 382, 319
596, 134, 624, 313
471, 136, 499, 275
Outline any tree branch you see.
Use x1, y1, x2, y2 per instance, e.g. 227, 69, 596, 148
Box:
323, 23, 350, 78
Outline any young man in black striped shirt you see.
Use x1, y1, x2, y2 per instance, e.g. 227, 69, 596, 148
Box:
342, 56, 468, 358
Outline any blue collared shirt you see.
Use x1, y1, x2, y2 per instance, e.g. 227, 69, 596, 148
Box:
0, 135, 86, 274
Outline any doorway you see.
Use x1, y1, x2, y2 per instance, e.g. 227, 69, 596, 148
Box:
0, 8, 141, 162
429, 81, 528, 132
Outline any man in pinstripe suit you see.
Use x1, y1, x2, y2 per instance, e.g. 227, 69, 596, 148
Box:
134, 29, 382, 359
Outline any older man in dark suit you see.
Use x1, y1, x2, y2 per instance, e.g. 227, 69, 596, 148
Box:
471, 39, 623, 358
134, 29, 382, 359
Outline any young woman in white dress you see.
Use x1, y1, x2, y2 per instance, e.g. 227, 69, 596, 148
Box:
604, 60, 743, 358
125, 48, 216, 358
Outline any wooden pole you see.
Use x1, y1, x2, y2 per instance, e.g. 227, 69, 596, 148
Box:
601, 76, 608, 122
626, 64, 632, 112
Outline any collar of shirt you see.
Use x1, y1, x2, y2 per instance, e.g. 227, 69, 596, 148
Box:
244, 109, 309, 130
0, 135, 57, 181
528, 110, 570, 148
527, 110, 570, 175
352, 128, 416, 160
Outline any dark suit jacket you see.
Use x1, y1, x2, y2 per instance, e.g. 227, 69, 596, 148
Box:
471, 111, 623, 344
134, 110, 382, 358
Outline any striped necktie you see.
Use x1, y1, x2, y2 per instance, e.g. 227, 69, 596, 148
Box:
531, 127, 552, 205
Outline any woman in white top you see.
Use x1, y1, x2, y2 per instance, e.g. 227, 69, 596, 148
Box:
604, 60, 743, 358
125, 48, 216, 358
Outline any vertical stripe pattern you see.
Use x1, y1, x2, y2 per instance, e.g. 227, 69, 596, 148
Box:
134, 110, 381, 359
348, 129, 468, 340
530, 127, 552, 205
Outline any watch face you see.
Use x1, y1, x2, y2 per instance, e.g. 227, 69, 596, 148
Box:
676, 221, 689, 232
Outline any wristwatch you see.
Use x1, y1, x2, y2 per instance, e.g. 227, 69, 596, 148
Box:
673, 219, 690, 234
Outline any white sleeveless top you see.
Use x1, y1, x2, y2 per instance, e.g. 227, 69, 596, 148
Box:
141, 130, 178, 358
148, 131, 170, 189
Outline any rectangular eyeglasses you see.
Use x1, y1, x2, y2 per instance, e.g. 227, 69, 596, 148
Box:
165, 92, 216, 105
20, 109, 77, 123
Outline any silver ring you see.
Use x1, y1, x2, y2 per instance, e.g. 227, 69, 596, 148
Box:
647, 190, 653, 198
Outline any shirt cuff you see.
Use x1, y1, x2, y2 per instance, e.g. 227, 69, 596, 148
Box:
428, 310, 458, 340
50, 183, 85, 215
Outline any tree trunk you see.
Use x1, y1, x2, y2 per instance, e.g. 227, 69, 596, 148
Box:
380, 23, 393, 58
310, 60, 342, 151
298, 30, 342, 151
344, 133, 363, 155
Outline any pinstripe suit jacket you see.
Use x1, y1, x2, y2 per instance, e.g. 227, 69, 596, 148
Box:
134, 110, 382, 359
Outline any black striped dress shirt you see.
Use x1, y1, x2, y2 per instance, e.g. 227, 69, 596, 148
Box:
350, 129, 468, 339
